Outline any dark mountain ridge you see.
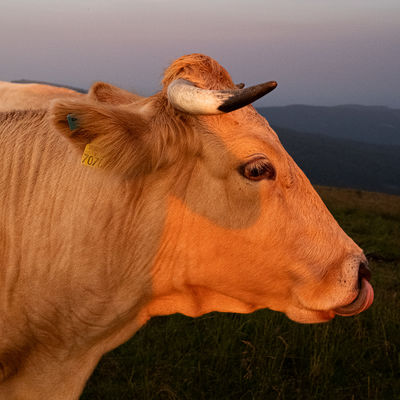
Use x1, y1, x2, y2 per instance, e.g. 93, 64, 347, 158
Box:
275, 125, 400, 195
259, 105, 400, 146
4, 81, 399, 194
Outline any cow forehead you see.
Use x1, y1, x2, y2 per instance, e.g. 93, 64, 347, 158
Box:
198, 108, 284, 161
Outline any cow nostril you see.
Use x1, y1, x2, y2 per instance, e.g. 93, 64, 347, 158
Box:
358, 260, 371, 282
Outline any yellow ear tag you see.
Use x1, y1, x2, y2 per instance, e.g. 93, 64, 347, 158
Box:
81, 144, 103, 168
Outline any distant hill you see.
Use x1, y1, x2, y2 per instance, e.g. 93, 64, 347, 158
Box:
259, 105, 400, 146
11, 80, 87, 94
5, 83, 399, 194
275, 125, 400, 195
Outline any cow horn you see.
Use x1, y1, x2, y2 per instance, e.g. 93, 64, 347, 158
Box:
167, 79, 277, 115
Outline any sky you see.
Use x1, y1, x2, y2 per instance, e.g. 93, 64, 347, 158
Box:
1, 0, 399, 107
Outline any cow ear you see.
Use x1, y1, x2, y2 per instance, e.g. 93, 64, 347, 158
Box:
88, 82, 143, 105
49, 99, 151, 175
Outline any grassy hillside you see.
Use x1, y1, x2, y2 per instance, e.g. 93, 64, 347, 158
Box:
82, 187, 400, 400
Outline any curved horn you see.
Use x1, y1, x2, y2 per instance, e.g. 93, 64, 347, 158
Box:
167, 79, 277, 115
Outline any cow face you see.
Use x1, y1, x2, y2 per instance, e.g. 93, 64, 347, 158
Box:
51, 54, 373, 325
149, 108, 372, 324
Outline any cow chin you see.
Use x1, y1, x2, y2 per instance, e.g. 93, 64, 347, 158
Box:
285, 307, 336, 324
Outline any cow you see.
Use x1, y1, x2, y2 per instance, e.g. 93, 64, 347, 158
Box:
0, 54, 373, 399
0, 81, 143, 111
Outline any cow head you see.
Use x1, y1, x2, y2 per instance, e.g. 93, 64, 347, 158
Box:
50, 54, 373, 325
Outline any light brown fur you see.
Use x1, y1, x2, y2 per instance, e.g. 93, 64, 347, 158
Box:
0, 81, 142, 112
0, 54, 369, 399
0, 82, 83, 111
88, 81, 143, 105
162, 53, 237, 90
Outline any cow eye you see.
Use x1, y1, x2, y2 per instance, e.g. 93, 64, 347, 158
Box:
239, 157, 276, 181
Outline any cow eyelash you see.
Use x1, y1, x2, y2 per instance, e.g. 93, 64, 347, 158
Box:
239, 157, 276, 181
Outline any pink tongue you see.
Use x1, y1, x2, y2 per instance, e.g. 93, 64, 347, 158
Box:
360, 278, 374, 312
334, 278, 374, 316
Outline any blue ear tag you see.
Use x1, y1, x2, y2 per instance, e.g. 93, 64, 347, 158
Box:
67, 114, 79, 131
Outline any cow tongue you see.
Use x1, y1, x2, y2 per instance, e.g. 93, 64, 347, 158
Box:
334, 278, 374, 317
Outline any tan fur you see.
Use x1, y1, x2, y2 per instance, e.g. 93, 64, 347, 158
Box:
0, 54, 369, 399
162, 53, 237, 90
0, 81, 83, 111
0, 81, 141, 112
88, 81, 143, 105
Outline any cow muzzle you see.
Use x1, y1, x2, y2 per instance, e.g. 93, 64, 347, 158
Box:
334, 261, 374, 317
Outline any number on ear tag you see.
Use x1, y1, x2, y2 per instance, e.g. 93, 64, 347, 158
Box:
81, 144, 103, 168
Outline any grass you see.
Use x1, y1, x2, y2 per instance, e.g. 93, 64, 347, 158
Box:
81, 187, 400, 400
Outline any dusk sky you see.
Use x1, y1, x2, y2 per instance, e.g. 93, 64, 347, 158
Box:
1, 0, 399, 107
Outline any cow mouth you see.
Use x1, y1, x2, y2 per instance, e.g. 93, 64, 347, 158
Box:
334, 278, 374, 317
